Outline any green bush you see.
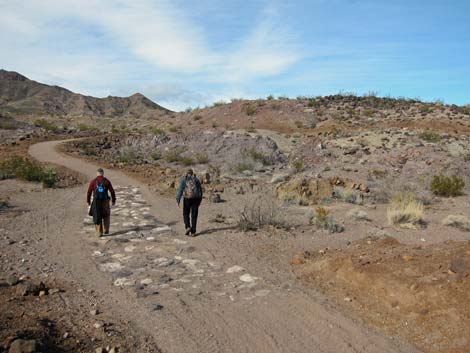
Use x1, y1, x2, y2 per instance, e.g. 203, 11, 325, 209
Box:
34, 119, 59, 133
291, 159, 304, 173
242, 104, 258, 116
0, 119, 18, 130
234, 162, 254, 173
164, 149, 182, 163
310, 206, 344, 233
0, 156, 57, 187
266, 94, 274, 100
242, 148, 272, 166
0, 200, 8, 210
420, 130, 441, 143
430, 175, 465, 197
150, 127, 166, 136
77, 124, 97, 132
180, 157, 194, 166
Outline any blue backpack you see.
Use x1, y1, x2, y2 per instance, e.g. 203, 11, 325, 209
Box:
95, 181, 108, 200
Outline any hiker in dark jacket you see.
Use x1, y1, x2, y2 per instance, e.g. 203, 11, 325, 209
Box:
176, 169, 203, 236
87, 168, 116, 237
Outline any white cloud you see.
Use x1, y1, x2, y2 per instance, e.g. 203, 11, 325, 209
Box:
0, 0, 303, 108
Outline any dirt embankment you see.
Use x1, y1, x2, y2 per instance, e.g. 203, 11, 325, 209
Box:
294, 236, 470, 353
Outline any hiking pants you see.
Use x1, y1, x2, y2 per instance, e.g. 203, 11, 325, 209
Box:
183, 197, 201, 234
94, 199, 111, 235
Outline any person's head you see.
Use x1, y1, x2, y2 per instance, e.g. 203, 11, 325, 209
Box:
186, 169, 193, 177
97, 168, 104, 177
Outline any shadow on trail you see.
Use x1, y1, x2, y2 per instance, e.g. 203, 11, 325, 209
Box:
195, 225, 238, 236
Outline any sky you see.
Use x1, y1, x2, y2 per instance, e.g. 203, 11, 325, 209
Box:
1, 0, 469, 111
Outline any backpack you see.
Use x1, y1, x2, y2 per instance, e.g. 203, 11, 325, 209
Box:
183, 176, 201, 199
95, 181, 108, 200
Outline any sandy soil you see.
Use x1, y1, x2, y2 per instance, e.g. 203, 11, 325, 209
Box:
0, 139, 420, 352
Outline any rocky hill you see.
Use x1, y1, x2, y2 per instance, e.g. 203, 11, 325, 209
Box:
0, 69, 170, 117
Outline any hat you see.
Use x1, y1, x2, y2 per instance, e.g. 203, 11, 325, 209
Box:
97, 168, 104, 174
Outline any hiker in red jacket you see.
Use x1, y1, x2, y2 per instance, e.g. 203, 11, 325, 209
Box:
87, 168, 116, 236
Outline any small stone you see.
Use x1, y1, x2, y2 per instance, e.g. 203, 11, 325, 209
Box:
63, 332, 70, 339
90, 309, 99, 316
48, 288, 60, 294
38, 290, 46, 297
8, 339, 38, 353
95, 348, 105, 353
93, 322, 104, 329
344, 297, 353, 302
153, 304, 164, 311
6, 276, 19, 286
402, 255, 413, 262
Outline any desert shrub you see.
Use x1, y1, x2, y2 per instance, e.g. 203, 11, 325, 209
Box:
77, 124, 97, 132
368, 169, 387, 179
0, 200, 7, 211
242, 104, 258, 116
294, 120, 303, 128
164, 149, 182, 163
245, 126, 257, 133
463, 153, 470, 162
168, 126, 179, 133
419, 130, 441, 143
347, 208, 370, 221
243, 148, 272, 166
290, 159, 304, 173
0, 119, 18, 130
233, 162, 254, 173
34, 119, 59, 133
387, 191, 424, 227
310, 206, 344, 233
0, 156, 57, 187
150, 127, 166, 136
430, 175, 465, 197
117, 147, 139, 164
237, 196, 286, 231
333, 187, 363, 205
195, 153, 209, 164
267, 94, 274, 100
180, 156, 194, 166
442, 215, 470, 232
193, 115, 202, 121
150, 151, 162, 160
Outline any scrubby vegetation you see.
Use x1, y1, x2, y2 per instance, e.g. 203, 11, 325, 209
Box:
310, 206, 344, 233
387, 192, 424, 227
430, 175, 465, 197
237, 196, 285, 231
34, 118, 59, 133
0, 156, 57, 187
419, 130, 441, 143
442, 215, 470, 232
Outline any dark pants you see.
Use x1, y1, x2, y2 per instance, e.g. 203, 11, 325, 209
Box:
183, 198, 201, 234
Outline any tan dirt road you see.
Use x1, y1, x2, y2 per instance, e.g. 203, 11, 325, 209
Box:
28, 140, 420, 353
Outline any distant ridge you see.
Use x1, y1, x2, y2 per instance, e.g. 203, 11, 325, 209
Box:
0, 69, 171, 117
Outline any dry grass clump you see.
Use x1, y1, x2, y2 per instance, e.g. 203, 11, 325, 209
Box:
387, 192, 424, 228
310, 206, 344, 233
442, 215, 470, 232
347, 208, 370, 221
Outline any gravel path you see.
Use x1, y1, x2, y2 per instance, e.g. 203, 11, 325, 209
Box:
27, 139, 420, 353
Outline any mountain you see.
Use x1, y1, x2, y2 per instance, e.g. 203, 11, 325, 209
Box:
0, 69, 171, 117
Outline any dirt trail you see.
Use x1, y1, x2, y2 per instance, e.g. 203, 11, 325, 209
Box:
27, 139, 419, 353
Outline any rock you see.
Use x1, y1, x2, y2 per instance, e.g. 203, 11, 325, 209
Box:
95, 348, 105, 353
450, 258, 470, 275
63, 332, 69, 339
153, 304, 164, 311
8, 339, 39, 353
93, 322, 104, 329
90, 309, 99, 316
270, 174, 288, 184
402, 255, 414, 262
6, 276, 19, 286
209, 193, 222, 203
108, 348, 117, 353
291, 253, 306, 265
344, 297, 353, 302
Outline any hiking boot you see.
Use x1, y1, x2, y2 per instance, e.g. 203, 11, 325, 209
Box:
185, 228, 191, 236
190, 231, 196, 237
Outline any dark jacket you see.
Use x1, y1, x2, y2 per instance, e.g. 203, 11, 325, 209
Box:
176, 175, 202, 203
87, 176, 116, 204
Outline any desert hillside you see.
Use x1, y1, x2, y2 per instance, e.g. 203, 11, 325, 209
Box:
0, 69, 170, 118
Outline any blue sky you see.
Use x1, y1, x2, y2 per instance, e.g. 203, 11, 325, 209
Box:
1, 0, 469, 111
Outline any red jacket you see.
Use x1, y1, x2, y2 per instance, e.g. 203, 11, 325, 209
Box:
87, 176, 116, 204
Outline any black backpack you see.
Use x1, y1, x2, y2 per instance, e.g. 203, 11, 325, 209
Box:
95, 181, 108, 200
